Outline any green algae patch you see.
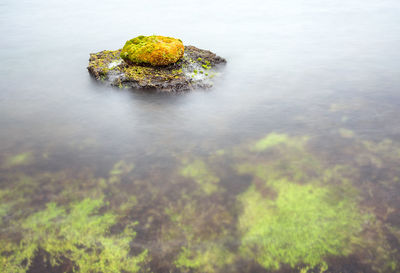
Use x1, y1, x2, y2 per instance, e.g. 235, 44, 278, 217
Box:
164, 198, 232, 243
339, 128, 355, 139
361, 138, 400, 161
0, 204, 9, 222
121, 35, 184, 66
180, 159, 220, 195
253, 133, 290, 151
252, 133, 309, 152
238, 181, 366, 270
239, 136, 322, 185
0, 198, 147, 273
4, 152, 33, 167
0, 190, 11, 224
164, 195, 235, 273
235, 133, 376, 270
109, 160, 134, 176
354, 218, 400, 273
175, 244, 234, 273
108, 160, 135, 184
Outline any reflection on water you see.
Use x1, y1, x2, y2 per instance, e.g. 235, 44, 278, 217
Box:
1, 0, 400, 272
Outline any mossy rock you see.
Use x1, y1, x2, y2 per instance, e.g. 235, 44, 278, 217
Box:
87, 45, 226, 92
120, 35, 184, 66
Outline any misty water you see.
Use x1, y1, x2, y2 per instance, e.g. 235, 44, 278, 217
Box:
1, 0, 400, 272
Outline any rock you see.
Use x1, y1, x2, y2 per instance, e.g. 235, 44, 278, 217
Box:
87, 46, 226, 92
121, 35, 184, 66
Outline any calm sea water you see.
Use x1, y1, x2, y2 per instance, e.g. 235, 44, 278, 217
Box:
1, 0, 400, 272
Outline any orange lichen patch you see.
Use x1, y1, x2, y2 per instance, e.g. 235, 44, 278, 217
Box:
120, 35, 184, 66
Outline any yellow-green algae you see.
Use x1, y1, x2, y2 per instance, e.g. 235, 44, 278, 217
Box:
121, 35, 184, 66
0, 158, 150, 273
339, 128, 356, 139
180, 159, 220, 195
354, 217, 400, 273
252, 132, 308, 152
235, 133, 400, 271
0, 198, 147, 273
0, 190, 11, 224
108, 160, 135, 184
172, 133, 399, 272
164, 197, 234, 273
238, 181, 366, 270
164, 159, 236, 272
242, 134, 321, 185
175, 244, 234, 273
4, 152, 33, 167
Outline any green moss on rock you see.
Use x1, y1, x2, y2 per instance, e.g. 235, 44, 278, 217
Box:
88, 45, 226, 91
120, 35, 184, 66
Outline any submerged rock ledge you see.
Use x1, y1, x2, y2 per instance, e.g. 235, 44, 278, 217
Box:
87, 45, 226, 92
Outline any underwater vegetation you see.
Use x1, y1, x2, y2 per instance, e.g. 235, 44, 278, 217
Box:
238, 182, 365, 270
3, 152, 33, 168
252, 132, 308, 151
1, 132, 400, 272
0, 156, 147, 273
0, 198, 147, 273
175, 243, 234, 273
180, 159, 220, 195
164, 197, 234, 273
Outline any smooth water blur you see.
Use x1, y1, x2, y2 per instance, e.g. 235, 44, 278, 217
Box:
1, 0, 399, 158
1, 0, 400, 272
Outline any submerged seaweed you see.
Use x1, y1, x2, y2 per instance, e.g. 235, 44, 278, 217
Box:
0, 198, 147, 273
238, 181, 365, 270
1, 133, 400, 272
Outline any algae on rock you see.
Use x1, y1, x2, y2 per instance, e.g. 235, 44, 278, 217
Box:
88, 36, 226, 92
121, 35, 184, 66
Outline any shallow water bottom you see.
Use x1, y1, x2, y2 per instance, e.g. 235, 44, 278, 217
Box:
1, 129, 400, 273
